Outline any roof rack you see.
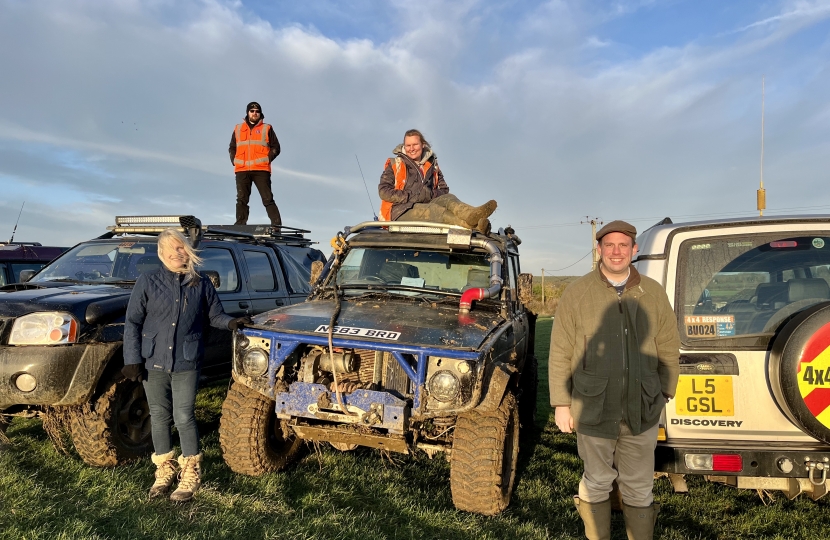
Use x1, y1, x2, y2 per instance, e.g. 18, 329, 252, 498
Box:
346, 221, 471, 236
0, 242, 43, 247
107, 215, 313, 245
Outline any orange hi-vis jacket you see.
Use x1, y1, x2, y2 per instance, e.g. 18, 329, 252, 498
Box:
379, 157, 439, 221
234, 121, 271, 173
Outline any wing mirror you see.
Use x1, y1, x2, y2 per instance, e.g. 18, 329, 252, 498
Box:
18, 269, 36, 283
203, 270, 221, 289
310, 260, 324, 285
518, 273, 533, 305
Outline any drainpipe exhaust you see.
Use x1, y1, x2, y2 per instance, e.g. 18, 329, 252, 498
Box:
459, 238, 503, 313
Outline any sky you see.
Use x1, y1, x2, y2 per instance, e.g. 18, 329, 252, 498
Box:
1, 0, 829, 275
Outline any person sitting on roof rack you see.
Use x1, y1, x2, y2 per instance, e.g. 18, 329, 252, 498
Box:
378, 129, 496, 234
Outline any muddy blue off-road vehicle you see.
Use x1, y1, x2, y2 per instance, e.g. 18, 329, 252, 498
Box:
0, 216, 323, 465
219, 221, 538, 515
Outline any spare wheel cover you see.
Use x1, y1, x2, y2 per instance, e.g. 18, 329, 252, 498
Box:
769, 301, 830, 445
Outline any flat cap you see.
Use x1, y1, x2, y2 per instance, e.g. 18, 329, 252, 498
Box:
595, 220, 637, 242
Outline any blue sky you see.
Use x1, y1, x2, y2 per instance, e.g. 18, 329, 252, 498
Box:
1, 0, 829, 274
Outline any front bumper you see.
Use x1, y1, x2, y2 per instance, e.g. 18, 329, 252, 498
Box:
0, 342, 120, 409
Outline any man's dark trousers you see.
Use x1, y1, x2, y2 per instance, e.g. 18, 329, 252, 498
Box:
235, 170, 282, 225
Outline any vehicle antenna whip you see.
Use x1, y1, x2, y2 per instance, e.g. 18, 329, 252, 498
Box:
9, 201, 25, 243
355, 155, 377, 220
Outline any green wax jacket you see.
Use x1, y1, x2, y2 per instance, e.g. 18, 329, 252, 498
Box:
548, 265, 680, 439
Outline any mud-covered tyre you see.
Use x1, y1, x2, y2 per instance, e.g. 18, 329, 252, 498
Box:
518, 355, 539, 431
70, 378, 153, 466
219, 381, 303, 475
450, 391, 519, 515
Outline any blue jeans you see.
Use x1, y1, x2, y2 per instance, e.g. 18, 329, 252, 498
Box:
143, 370, 200, 457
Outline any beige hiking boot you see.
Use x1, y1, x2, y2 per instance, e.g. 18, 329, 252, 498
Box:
574, 496, 612, 540
149, 450, 179, 499
170, 452, 202, 502
475, 218, 492, 236
622, 502, 660, 540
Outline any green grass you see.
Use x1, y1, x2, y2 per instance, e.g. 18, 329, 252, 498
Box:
0, 319, 827, 539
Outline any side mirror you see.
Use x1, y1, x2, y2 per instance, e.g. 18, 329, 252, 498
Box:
310, 260, 324, 285
203, 270, 221, 289
18, 269, 36, 283
518, 273, 533, 305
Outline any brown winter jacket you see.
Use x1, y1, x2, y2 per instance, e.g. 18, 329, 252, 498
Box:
548, 265, 680, 439
378, 145, 449, 221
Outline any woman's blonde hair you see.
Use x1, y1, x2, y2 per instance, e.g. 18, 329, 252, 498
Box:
158, 228, 203, 283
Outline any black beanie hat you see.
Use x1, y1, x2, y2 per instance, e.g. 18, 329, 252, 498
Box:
246, 102, 262, 112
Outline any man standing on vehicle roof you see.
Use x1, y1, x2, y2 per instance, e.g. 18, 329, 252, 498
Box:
229, 102, 282, 226
378, 129, 497, 234
549, 220, 680, 540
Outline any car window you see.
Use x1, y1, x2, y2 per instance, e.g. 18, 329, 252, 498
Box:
0, 263, 7, 286
198, 247, 240, 292
243, 250, 277, 291
678, 233, 830, 345
337, 248, 490, 295
32, 241, 160, 283
10, 262, 46, 282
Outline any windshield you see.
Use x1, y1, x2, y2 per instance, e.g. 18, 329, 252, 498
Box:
678, 233, 830, 345
32, 241, 162, 283
336, 248, 491, 296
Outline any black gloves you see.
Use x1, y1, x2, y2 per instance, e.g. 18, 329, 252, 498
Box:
229, 316, 253, 331
122, 364, 145, 382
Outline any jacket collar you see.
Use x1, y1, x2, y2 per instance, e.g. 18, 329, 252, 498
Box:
594, 264, 641, 291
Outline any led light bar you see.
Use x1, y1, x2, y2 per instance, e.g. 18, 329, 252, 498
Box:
115, 215, 196, 225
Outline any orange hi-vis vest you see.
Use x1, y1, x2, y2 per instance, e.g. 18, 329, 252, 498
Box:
234, 121, 271, 173
379, 157, 438, 221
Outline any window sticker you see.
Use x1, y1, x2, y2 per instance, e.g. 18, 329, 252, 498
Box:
684, 315, 736, 337
813, 238, 825, 249
690, 244, 711, 250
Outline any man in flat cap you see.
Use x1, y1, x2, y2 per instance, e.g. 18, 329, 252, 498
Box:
229, 102, 282, 225
548, 220, 679, 540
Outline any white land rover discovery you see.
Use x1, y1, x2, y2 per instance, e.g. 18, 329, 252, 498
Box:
634, 215, 830, 500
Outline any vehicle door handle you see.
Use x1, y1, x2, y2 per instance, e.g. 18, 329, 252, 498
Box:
275, 299, 285, 306
238, 302, 249, 309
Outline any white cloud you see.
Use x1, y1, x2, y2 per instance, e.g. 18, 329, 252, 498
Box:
0, 0, 829, 275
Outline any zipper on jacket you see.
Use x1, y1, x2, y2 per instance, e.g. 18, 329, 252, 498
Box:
619, 294, 628, 426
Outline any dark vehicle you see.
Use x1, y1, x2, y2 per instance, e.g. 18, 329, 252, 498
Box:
0, 216, 324, 466
219, 221, 538, 515
0, 242, 67, 286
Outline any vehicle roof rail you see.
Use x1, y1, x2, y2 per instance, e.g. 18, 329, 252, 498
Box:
346, 221, 471, 236
0, 242, 43, 246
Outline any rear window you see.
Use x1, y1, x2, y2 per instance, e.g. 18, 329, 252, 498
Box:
678, 233, 830, 348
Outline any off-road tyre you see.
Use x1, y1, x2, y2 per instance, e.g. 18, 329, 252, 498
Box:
219, 381, 303, 475
0, 415, 10, 447
70, 378, 153, 466
518, 355, 539, 432
450, 391, 519, 515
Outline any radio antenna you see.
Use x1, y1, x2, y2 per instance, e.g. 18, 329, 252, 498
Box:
355, 155, 377, 220
757, 76, 766, 217
8, 201, 25, 243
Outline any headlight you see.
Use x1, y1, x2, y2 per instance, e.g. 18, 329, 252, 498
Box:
9, 312, 79, 345
242, 348, 269, 377
428, 370, 460, 402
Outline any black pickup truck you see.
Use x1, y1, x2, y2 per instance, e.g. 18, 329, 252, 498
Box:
0, 216, 324, 466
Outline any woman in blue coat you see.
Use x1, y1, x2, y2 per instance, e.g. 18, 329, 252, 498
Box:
123, 229, 247, 501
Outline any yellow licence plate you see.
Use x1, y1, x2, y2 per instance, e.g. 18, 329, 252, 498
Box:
674, 375, 734, 416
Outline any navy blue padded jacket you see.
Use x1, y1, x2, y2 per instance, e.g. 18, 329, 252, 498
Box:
124, 266, 233, 372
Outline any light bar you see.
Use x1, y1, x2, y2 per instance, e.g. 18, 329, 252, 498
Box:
116, 215, 195, 225
389, 225, 448, 234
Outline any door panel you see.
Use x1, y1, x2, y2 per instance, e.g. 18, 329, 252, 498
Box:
241, 249, 289, 313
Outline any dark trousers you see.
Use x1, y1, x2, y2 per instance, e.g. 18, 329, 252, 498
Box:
235, 170, 282, 225
143, 369, 201, 457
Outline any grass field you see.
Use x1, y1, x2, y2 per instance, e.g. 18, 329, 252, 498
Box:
1, 318, 829, 539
